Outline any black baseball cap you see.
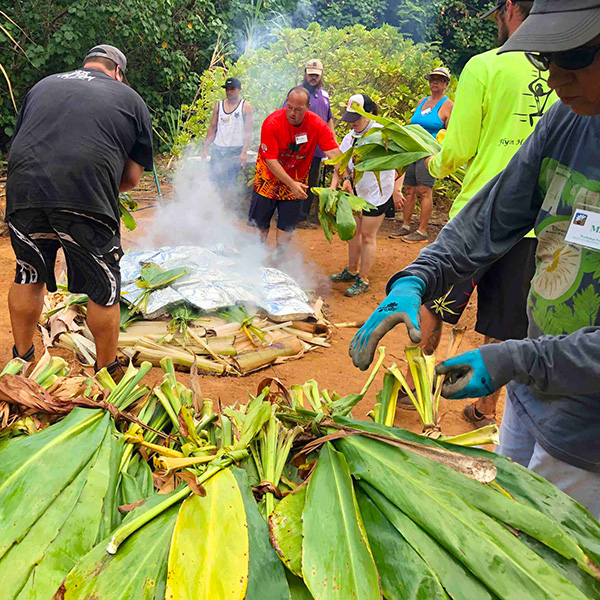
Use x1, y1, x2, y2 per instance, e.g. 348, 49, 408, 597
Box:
222, 77, 242, 89
341, 94, 376, 123
480, 0, 529, 20
498, 0, 600, 53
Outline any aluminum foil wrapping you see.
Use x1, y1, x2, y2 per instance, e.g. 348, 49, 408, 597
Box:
119, 246, 314, 319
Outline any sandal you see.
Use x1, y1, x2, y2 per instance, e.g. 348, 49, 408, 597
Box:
462, 401, 496, 427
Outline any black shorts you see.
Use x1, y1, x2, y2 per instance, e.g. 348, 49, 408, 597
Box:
362, 196, 394, 218
248, 189, 303, 232
404, 159, 435, 188
424, 238, 537, 341
8, 208, 123, 306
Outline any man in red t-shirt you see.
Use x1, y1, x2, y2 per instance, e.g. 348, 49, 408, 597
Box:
248, 86, 340, 248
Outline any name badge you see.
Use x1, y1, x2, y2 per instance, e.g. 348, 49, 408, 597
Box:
421, 107, 432, 116
565, 205, 600, 252
295, 133, 308, 145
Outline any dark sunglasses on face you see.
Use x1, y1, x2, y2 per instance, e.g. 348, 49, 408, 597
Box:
526, 42, 600, 72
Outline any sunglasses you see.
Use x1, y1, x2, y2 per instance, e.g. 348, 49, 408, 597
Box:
526, 42, 600, 72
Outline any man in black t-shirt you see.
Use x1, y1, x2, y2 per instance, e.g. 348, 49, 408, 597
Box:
6, 44, 153, 377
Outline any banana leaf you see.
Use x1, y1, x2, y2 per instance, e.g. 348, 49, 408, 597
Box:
269, 484, 306, 577
57, 493, 179, 599
165, 468, 249, 599
120, 454, 155, 507
1, 458, 93, 598
335, 416, 600, 570
137, 263, 187, 290
357, 129, 405, 153
232, 468, 290, 600
7, 425, 123, 599
119, 200, 138, 231
358, 481, 498, 600
437, 442, 600, 568
355, 151, 430, 173
0, 408, 108, 561
302, 443, 381, 600
519, 533, 600, 599
335, 194, 357, 241
285, 571, 314, 600
323, 145, 354, 175
356, 487, 450, 600
336, 435, 589, 600
120, 302, 142, 331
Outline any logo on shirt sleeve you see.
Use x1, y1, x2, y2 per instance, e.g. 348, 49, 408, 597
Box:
260, 143, 268, 153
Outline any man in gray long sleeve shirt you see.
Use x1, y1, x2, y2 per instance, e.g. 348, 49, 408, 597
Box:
349, 0, 600, 517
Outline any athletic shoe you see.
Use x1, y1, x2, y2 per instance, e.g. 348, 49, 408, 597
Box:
344, 276, 370, 297
402, 230, 429, 243
330, 267, 358, 282
389, 226, 411, 239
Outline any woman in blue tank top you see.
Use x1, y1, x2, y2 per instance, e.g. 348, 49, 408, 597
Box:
391, 66, 453, 243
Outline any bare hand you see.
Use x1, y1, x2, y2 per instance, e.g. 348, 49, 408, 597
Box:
393, 192, 405, 210
341, 179, 354, 195
239, 152, 247, 167
289, 181, 309, 200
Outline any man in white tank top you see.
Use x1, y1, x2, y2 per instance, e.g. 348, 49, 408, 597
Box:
203, 77, 253, 204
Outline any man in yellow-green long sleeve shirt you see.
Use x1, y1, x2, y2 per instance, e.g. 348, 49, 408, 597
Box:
408, 0, 557, 427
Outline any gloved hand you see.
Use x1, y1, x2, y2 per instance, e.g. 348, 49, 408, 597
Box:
435, 349, 496, 399
350, 276, 425, 371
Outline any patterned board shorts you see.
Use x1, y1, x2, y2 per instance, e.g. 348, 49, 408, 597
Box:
8, 208, 123, 306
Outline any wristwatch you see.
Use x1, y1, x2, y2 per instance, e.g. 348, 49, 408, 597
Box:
342, 176, 353, 183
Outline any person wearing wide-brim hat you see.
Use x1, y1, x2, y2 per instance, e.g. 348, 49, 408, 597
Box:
390, 66, 453, 244
349, 0, 600, 518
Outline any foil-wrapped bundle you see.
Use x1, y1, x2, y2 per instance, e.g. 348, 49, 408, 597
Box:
120, 246, 314, 319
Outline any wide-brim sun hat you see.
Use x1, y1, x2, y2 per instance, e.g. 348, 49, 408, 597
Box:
425, 66, 451, 81
498, 0, 600, 54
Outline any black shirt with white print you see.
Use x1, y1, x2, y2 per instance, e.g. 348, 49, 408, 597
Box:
7, 68, 153, 224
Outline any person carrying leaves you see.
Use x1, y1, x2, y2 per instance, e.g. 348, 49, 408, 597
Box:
329, 94, 400, 296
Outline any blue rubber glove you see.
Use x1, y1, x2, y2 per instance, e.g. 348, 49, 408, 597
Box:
435, 349, 496, 400
350, 276, 425, 371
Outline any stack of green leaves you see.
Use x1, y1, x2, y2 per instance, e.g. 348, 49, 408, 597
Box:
268, 425, 600, 600
327, 103, 465, 185
312, 187, 376, 243
0, 361, 152, 600
1, 352, 600, 600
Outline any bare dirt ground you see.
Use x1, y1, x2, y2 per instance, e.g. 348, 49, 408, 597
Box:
0, 171, 503, 437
